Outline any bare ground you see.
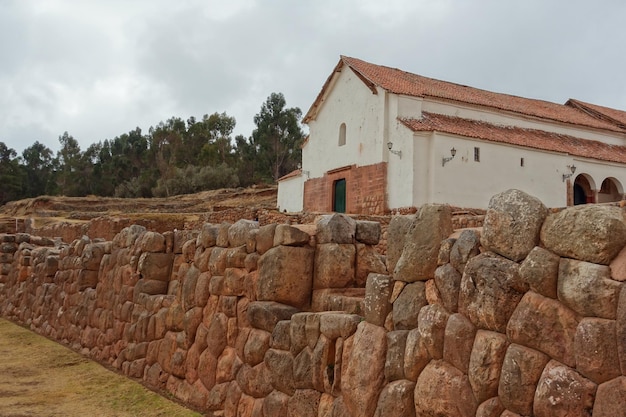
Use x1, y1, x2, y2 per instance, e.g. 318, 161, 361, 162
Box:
0, 319, 203, 417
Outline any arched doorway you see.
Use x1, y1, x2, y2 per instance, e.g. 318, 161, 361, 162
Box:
597, 177, 624, 203
573, 174, 595, 205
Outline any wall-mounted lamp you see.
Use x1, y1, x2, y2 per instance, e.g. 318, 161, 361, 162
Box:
442, 147, 457, 167
562, 164, 576, 182
387, 142, 402, 158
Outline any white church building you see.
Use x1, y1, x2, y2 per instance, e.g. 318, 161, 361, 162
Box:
277, 56, 626, 214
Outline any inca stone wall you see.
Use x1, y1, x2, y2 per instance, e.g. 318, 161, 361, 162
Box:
1, 188, 625, 416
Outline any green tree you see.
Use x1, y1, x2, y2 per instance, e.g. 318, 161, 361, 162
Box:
0, 142, 24, 204
21, 141, 55, 197
55, 132, 83, 196
251, 92, 304, 182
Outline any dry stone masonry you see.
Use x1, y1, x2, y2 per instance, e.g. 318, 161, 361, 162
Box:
1, 189, 626, 416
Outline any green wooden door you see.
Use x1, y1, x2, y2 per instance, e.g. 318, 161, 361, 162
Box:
333, 179, 346, 213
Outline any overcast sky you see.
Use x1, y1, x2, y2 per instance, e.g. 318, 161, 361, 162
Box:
2, 0, 625, 155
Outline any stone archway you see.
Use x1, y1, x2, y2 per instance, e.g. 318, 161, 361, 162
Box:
573, 174, 596, 205
597, 177, 624, 203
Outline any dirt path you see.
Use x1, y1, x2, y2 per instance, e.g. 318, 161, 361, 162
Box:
0, 319, 203, 417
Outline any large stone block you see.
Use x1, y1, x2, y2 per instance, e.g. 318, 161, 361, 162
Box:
264, 348, 295, 396
316, 213, 356, 244
228, 219, 259, 247
533, 360, 597, 417
342, 322, 387, 417
287, 389, 321, 417
541, 204, 626, 264
519, 246, 560, 299
498, 344, 549, 416
558, 258, 622, 319
414, 360, 477, 417
574, 318, 620, 384
385, 330, 409, 381
257, 245, 314, 309
314, 243, 355, 289
197, 223, 219, 249
138, 231, 166, 253
443, 313, 476, 374
450, 229, 481, 274
480, 189, 547, 262
373, 379, 416, 417
274, 224, 311, 247
468, 330, 509, 405
392, 281, 427, 330
507, 291, 579, 367
593, 377, 626, 417
386, 215, 413, 273
247, 301, 299, 333
137, 252, 174, 282
81, 242, 107, 271
355, 243, 387, 287
618, 286, 626, 375
355, 220, 381, 245
364, 273, 392, 327
459, 252, 525, 333
475, 397, 504, 417
433, 263, 462, 313
394, 204, 453, 282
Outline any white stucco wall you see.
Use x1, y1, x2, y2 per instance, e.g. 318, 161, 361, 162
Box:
277, 174, 304, 212
303, 67, 386, 179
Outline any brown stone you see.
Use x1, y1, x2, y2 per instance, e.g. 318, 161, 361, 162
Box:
236, 362, 273, 398
475, 397, 504, 417
138, 231, 166, 253
257, 245, 314, 309
533, 360, 597, 417
519, 246, 560, 299
392, 281, 427, 330
134, 278, 168, 296
434, 263, 462, 313
443, 313, 476, 374
314, 243, 356, 289
342, 322, 387, 417
255, 224, 277, 255
228, 219, 259, 247
81, 242, 107, 270
593, 376, 626, 417
263, 390, 290, 416
374, 379, 416, 417
468, 330, 509, 404
480, 189, 547, 262
507, 291, 579, 367
414, 360, 477, 417
244, 329, 271, 367
355, 243, 387, 287
386, 215, 413, 273
450, 229, 481, 274
437, 237, 456, 266
287, 389, 321, 417
610, 245, 626, 282
364, 273, 392, 327
355, 220, 381, 245
206, 312, 228, 356
619, 286, 626, 375
558, 258, 622, 319
293, 346, 313, 390
403, 327, 429, 382
181, 239, 196, 263
541, 204, 626, 264
416, 304, 450, 360
197, 348, 218, 391
137, 252, 173, 282
264, 348, 295, 395
459, 252, 525, 333
215, 346, 241, 384
289, 312, 310, 355
394, 204, 453, 282
498, 344, 549, 416
385, 330, 409, 381
273, 224, 311, 247
316, 213, 356, 244
206, 381, 230, 410
270, 320, 291, 351
319, 312, 361, 340
574, 318, 620, 384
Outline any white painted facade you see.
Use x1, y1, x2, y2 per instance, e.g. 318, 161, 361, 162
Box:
278, 57, 626, 212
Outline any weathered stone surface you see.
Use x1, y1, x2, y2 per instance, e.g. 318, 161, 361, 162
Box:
81, 242, 107, 270
574, 318, 620, 384
319, 312, 360, 340
610, 244, 626, 282
287, 389, 321, 417
443, 313, 476, 374
247, 301, 299, 333
519, 246, 560, 299
137, 231, 165, 253
475, 397, 504, 417
434, 263, 462, 313
137, 252, 174, 282
480, 189, 547, 262
257, 245, 314, 309
558, 259, 622, 319
134, 278, 168, 296
228, 219, 259, 247
416, 304, 449, 360
206, 312, 228, 356
270, 320, 291, 351
216, 222, 231, 248
392, 281, 427, 330
533, 360, 597, 417
459, 252, 525, 333
293, 347, 313, 390
236, 362, 273, 398
263, 390, 289, 416
255, 224, 277, 255
414, 360, 477, 417
197, 349, 218, 391
468, 330, 509, 404
373, 379, 416, 417
618, 286, 626, 375
355, 220, 381, 245
386, 215, 413, 273
314, 243, 355, 289
385, 330, 409, 381
437, 237, 456, 266
113, 225, 146, 249
450, 229, 481, 273
403, 329, 428, 381
541, 204, 626, 264
507, 291, 579, 367
593, 376, 626, 417
355, 243, 387, 287
264, 348, 295, 395
273, 224, 310, 247
244, 329, 271, 367
343, 322, 387, 417
394, 204, 453, 282
364, 273, 392, 327
316, 213, 356, 244
197, 223, 219, 248
498, 344, 549, 416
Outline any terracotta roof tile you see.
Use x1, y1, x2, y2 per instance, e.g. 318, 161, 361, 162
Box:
278, 169, 302, 182
400, 112, 626, 165
341, 56, 626, 133
566, 99, 626, 129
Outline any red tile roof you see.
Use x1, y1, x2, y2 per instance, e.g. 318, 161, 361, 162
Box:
400, 112, 626, 165
305, 56, 626, 134
566, 99, 626, 130
278, 169, 302, 182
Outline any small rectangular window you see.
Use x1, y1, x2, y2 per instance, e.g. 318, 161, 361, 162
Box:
474, 147, 480, 162
520, 157, 524, 167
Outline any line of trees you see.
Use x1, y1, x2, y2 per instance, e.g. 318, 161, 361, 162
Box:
0, 92, 304, 205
